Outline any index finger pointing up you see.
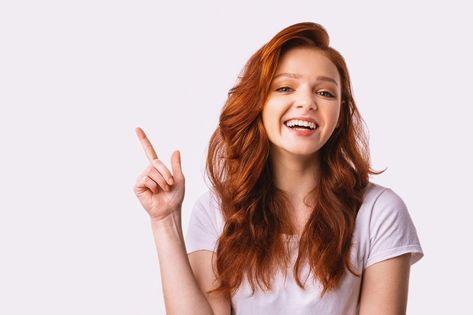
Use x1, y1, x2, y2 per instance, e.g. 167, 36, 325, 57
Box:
135, 127, 158, 161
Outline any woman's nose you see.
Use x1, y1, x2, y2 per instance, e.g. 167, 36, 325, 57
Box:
295, 90, 317, 111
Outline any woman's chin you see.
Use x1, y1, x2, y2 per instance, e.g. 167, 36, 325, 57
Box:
282, 147, 321, 159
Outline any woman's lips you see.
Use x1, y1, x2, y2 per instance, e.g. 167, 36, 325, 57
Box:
284, 124, 319, 137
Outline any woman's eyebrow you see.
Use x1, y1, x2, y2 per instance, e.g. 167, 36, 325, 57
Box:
273, 72, 338, 86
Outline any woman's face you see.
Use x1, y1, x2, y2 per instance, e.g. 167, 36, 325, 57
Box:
262, 47, 342, 158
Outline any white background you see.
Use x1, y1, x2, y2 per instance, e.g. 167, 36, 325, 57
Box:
1, 0, 471, 314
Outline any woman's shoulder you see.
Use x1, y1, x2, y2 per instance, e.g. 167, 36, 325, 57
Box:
361, 181, 405, 210
356, 181, 413, 242
185, 189, 225, 254
194, 188, 223, 215
362, 181, 390, 198
356, 181, 424, 267
190, 188, 225, 230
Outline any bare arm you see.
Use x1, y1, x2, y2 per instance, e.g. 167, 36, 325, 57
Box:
188, 250, 232, 315
358, 253, 411, 315
152, 214, 215, 315
133, 127, 218, 315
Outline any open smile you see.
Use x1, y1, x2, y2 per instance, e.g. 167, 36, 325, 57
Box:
283, 122, 319, 137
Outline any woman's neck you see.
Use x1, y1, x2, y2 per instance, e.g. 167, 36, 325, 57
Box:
270, 147, 320, 202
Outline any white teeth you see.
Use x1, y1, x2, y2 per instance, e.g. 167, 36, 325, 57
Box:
285, 119, 317, 130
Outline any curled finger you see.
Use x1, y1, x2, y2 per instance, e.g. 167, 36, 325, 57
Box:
151, 159, 174, 186
147, 167, 171, 192
141, 175, 158, 194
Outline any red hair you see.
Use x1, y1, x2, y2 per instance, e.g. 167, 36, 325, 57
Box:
206, 22, 384, 299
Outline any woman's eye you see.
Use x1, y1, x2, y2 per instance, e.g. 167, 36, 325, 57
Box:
318, 91, 334, 98
276, 86, 293, 93
275, 87, 334, 98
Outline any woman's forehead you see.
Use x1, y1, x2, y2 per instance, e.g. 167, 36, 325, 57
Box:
275, 47, 340, 83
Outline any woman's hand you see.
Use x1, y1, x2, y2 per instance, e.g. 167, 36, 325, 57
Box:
133, 127, 185, 222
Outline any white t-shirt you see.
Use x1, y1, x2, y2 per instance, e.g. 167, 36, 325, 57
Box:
185, 182, 424, 315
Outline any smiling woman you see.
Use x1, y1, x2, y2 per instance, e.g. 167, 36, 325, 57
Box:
263, 47, 341, 158
134, 22, 424, 315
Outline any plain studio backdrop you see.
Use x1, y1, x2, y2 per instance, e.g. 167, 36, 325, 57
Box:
0, 0, 471, 314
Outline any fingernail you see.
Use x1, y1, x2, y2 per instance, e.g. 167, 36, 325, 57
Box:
168, 178, 174, 185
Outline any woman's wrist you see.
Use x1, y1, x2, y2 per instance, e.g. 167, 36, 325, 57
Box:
150, 208, 181, 226
150, 210, 184, 242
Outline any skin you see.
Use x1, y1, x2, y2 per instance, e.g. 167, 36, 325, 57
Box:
134, 47, 411, 314
359, 253, 411, 314
134, 128, 220, 315
262, 46, 411, 314
262, 47, 342, 234
134, 127, 182, 218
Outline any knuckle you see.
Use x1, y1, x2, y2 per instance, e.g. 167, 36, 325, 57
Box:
156, 178, 163, 186
152, 159, 170, 174
146, 181, 156, 191
151, 160, 163, 172
157, 177, 167, 187
151, 158, 161, 167
146, 177, 155, 186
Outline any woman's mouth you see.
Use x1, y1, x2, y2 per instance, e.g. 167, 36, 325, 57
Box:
283, 119, 319, 136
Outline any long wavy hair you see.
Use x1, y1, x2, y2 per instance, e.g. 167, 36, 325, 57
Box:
206, 22, 384, 299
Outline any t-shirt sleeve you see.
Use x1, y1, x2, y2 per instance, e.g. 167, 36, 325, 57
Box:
364, 188, 424, 269
185, 191, 221, 254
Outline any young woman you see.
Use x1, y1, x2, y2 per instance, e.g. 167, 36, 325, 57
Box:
133, 22, 424, 315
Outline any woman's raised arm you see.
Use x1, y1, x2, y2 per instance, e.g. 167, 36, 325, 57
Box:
133, 127, 217, 315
